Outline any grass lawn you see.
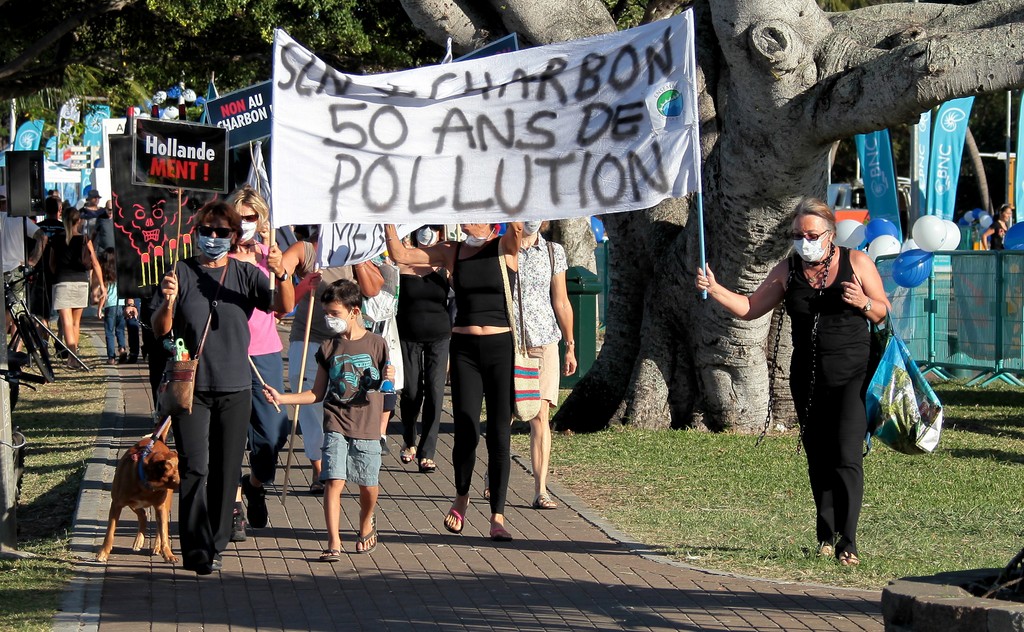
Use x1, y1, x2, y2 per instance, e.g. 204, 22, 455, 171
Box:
513, 380, 1024, 590
0, 353, 105, 632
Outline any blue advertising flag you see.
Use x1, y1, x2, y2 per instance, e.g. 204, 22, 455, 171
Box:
1015, 95, 1024, 221
82, 105, 110, 148
855, 129, 902, 240
14, 120, 44, 150
926, 97, 974, 220
915, 111, 931, 213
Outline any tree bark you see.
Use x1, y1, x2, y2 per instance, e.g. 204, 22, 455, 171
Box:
964, 127, 992, 214
399, 0, 1024, 433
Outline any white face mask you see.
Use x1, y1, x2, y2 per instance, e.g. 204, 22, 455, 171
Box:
416, 228, 437, 247
523, 221, 542, 236
240, 221, 258, 243
793, 236, 828, 263
324, 315, 348, 335
464, 229, 493, 247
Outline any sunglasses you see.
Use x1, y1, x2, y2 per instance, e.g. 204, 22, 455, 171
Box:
197, 225, 234, 238
790, 230, 830, 241
240, 213, 259, 222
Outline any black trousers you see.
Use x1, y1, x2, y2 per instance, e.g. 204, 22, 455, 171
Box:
792, 372, 868, 556
172, 389, 251, 566
450, 332, 513, 515
399, 337, 450, 461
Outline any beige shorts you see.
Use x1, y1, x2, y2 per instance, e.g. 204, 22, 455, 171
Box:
527, 342, 560, 405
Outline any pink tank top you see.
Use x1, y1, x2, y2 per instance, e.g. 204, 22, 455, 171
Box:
233, 243, 283, 356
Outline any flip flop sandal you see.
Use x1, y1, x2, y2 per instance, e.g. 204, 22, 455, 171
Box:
418, 458, 437, 474
839, 551, 861, 566
489, 526, 513, 542
319, 549, 341, 562
532, 494, 558, 510
355, 529, 377, 554
400, 446, 417, 464
444, 508, 465, 534
309, 481, 325, 495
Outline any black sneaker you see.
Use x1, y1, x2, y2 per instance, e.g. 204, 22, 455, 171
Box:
230, 507, 247, 542
241, 476, 268, 529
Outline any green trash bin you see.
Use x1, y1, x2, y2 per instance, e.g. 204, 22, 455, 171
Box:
559, 267, 602, 389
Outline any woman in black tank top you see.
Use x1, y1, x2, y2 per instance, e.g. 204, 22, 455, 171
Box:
386, 223, 523, 542
695, 198, 891, 567
396, 227, 452, 474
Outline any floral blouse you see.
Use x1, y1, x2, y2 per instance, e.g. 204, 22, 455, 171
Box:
513, 235, 568, 348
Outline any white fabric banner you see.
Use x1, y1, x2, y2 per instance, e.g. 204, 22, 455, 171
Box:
316, 222, 414, 268
270, 12, 701, 226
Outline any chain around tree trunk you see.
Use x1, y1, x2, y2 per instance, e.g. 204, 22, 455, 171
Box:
759, 244, 836, 452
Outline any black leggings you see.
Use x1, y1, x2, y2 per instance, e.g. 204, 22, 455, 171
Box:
450, 332, 513, 515
792, 372, 868, 556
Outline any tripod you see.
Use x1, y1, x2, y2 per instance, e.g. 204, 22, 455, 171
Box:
4, 266, 88, 377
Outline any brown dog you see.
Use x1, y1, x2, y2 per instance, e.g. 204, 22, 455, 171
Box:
97, 419, 180, 563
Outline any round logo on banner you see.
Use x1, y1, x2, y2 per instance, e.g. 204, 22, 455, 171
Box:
940, 107, 967, 133
17, 129, 39, 149
656, 88, 683, 117
871, 179, 888, 198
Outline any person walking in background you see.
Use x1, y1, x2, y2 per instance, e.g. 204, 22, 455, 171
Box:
263, 279, 394, 558
396, 226, 451, 474
151, 200, 293, 575
31, 196, 65, 338
228, 186, 295, 540
97, 248, 127, 365
385, 222, 523, 542
49, 206, 104, 367
280, 230, 384, 494
983, 204, 1014, 250
514, 221, 577, 509
696, 197, 890, 567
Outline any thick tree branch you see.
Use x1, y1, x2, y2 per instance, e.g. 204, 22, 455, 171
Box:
830, 0, 1024, 50
0, 0, 137, 81
397, 0, 503, 54
810, 22, 1024, 143
484, 0, 615, 45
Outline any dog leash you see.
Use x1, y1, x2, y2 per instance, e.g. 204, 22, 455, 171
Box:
134, 416, 173, 490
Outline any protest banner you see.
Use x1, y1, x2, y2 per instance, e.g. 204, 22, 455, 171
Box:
206, 81, 273, 148
133, 118, 228, 193
110, 133, 218, 297
270, 12, 700, 226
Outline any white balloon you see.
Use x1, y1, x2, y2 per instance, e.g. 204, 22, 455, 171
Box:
867, 235, 901, 260
913, 216, 947, 252
979, 214, 994, 229
936, 220, 963, 251
834, 219, 866, 248
182, 88, 197, 103
901, 238, 920, 252
160, 107, 179, 120
152, 90, 167, 105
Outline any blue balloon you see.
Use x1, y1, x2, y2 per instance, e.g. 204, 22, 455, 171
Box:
1004, 223, 1024, 250
891, 249, 934, 288
864, 218, 900, 243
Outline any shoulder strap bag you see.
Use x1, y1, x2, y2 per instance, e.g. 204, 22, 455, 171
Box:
157, 261, 229, 417
498, 253, 543, 422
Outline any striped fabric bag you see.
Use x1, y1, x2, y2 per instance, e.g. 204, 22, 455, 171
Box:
499, 257, 543, 421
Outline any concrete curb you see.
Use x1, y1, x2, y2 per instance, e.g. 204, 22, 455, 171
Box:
53, 362, 123, 632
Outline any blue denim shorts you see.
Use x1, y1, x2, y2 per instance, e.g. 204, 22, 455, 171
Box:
321, 432, 382, 487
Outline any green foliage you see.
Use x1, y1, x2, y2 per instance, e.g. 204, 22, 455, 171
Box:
516, 380, 1024, 589
1, 0, 438, 119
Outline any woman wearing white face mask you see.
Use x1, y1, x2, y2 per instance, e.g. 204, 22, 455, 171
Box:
395, 226, 451, 474
385, 222, 523, 542
152, 200, 293, 574
695, 197, 889, 568
226, 186, 295, 540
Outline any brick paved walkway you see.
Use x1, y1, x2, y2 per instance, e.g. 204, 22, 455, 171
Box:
56, 330, 883, 631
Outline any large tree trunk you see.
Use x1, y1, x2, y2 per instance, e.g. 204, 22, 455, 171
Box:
400, 0, 1024, 433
